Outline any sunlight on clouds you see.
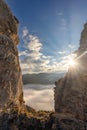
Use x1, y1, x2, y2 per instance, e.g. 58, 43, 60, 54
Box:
61, 53, 77, 68
61, 54, 76, 61
29, 52, 42, 60
19, 27, 76, 74
19, 50, 29, 57
19, 27, 55, 74
28, 35, 42, 52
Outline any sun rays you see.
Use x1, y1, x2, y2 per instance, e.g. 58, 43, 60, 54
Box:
66, 54, 77, 69
68, 58, 76, 67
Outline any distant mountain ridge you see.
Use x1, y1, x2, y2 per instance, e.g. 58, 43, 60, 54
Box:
22, 72, 65, 85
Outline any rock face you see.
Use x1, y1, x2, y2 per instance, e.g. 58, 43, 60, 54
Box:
79, 23, 87, 51
0, 0, 23, 112
54, 23, 87, 130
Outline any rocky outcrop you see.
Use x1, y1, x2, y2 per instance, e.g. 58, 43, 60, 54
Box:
0, 0, 23, 112
79, 23, 87, 51
54, 23, 87, 130
0, 111, 54, 130
0, 0, 19, 45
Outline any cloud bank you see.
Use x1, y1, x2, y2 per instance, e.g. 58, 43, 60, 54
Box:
19, 27, 76, 74
23, 84, 54, 111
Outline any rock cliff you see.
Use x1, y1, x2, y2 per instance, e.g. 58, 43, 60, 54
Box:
0, 0, 23, 112
54, 23, 87, 130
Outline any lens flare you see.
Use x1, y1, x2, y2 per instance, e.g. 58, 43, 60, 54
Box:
69, 59, 76, 66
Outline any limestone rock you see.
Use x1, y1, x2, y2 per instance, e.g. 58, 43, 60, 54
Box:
54, 23, 87, 129
0, 0, 19, 45
0, 0, 23, 112
79, 23, 87, 51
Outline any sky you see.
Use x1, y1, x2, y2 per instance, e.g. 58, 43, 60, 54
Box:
6, 0, 87, 74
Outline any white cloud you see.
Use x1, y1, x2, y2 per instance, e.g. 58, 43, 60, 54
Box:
60, 53, 77, 69
22, 27, 29, 37
28, 35, 42, 52
62, 53, 76, 60
19, 26, 75, 74
20, 28, 52, 74
19, 50, 29, 57
68, 44, 75, 49
23, 84, 54, 111
58, 51, 66, 54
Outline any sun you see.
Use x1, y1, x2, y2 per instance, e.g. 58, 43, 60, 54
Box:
69, 59, 76, 66
68, 56, 77, 68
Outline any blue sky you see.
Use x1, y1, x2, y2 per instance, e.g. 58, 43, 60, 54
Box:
6, 0, 87, 74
